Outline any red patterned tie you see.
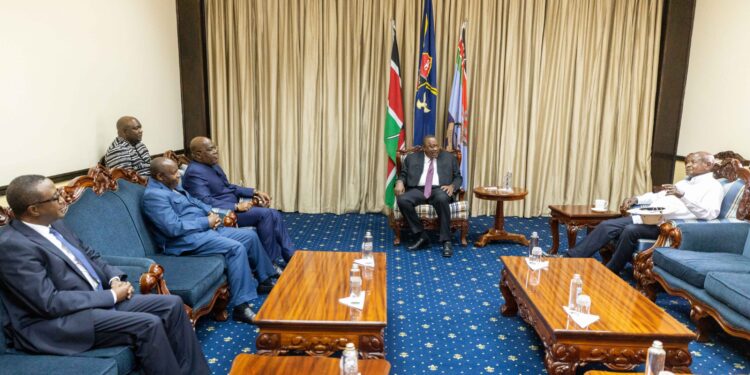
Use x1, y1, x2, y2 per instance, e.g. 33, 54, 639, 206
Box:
424, 159, 434, 198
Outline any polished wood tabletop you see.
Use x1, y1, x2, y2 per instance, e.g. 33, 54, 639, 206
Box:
229, 354, 391, 374
499, 256, 694, 374
473, 187, 529, 247
255, 251, 387, 357
548, 204, 622, 254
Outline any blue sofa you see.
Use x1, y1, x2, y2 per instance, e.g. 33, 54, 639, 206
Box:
633, 158, 749, 299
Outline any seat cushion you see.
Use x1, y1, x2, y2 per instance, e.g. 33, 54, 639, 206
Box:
653, 248, 750, 288
705, 272, 750, 320
75, 345, 136, 375
0, 354, 118, 375
392, 200, 468, 220
63, 189, 148, 258
149, 254, 226, 306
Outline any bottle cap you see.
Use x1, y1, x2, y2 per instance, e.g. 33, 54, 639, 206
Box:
573, 273, 581, 279
532, 231, 538, 237
652, 340, 663, 348
346, 342, 355, 349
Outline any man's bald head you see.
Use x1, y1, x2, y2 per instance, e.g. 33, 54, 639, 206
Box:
116, 116, 143, 144
189, 137, 219, 165
150, 157, 181, 189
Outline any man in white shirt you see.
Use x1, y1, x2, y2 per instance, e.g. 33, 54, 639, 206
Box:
564, 151, 724, 273
0, 175, 209, 375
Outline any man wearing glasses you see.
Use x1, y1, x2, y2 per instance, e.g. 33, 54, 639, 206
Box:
0, 175, 209, 375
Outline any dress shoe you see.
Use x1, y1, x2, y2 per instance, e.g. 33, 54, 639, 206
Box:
442, 241, 453, 257
272, 264, 284, 278
256, 278, 276, 294
232, 303, 256, 324
407, 237, 430, 251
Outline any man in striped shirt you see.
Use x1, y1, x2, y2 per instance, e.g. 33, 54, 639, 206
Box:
104, 116, 151, 176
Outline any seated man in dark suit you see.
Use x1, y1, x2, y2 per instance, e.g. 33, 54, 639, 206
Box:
395, 135, 462, 257
142, 157, 277, 323
104, 116, 151, 176
182, 137, 295, 268
0, 175, 209, 375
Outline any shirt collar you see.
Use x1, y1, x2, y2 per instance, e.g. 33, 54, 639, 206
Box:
19, 220, 51, 237
688, 172, 714, 183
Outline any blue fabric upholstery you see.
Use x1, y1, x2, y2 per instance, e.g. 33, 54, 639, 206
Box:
150, 254, 226, 306
112, 180, 162, 256
718, 178, 746, 219
705, 272, 750, 320
636, 239, 655, 251
0, 354, 118, 375
653, 248, 750, 288
744, 231, 750, 257
672, 221, 750, 253
654, 267, 750, 333
64, 189, 149, 258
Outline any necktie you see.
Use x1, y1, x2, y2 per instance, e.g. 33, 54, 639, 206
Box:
424, 159, 435, 198
49, 228, 103, 290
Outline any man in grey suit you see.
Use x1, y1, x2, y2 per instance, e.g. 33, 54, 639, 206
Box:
395, 135, 463, 257
0, 175, 209, 375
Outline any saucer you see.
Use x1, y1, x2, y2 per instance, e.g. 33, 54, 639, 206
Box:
591, 207, 608, 212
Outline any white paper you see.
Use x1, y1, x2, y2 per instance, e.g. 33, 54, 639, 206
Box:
339, 293, 366, 310
354, 257, 375, 268
524, 258, 549, 271
562, 306, 600, 328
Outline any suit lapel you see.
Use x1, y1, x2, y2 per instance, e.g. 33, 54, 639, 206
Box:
10, 221, 91, 283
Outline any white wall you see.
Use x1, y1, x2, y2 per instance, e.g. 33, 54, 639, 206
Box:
678, 0, 750, 157
0, 0, 183, 185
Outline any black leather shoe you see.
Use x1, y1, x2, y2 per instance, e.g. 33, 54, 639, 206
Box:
232, 303, 256, 324
407, 237, 430, 251
442, 241, 453, 258
257, 278, 276, 294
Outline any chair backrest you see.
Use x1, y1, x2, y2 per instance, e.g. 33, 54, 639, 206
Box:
715, 159, 750, 220
111, 180, 161, 256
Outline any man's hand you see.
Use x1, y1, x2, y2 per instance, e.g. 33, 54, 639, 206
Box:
441, 185, 455, 197
254, 191, 272, 206
207, 213, 221, 229
394, 181, 405, 196
235, 201, 254, 212
662, 184, 685, 198
620, 196, 637, 211
112, 282, 133, 303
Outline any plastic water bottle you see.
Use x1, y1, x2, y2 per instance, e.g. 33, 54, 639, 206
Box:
340, 342, 358, 375
528, 231, 539, 258
349, 265, 362, 298
362, 231, 373, 261
530, 247, 543, 265
568, 274, 583, 310
645, 340, 666, 375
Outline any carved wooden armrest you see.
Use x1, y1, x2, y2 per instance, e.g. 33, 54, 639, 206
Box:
224, 211, 238, 227
139, 263, 171, 295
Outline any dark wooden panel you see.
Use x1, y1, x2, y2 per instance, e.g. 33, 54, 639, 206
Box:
651, 0, 696, 185
176, 0, 211, 152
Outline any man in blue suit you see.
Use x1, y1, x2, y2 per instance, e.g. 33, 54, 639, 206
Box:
0, 175, 209, 375
142, 157, 277, 323
182, 137, 295, 267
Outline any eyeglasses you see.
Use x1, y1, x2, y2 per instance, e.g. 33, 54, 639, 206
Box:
30, 191, 64, 206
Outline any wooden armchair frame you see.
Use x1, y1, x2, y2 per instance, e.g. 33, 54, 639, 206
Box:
387, 147, 469, 246
633, 158, 750, 300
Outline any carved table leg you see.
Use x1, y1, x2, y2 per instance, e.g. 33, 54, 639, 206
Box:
566, 225, 578, 251
545, 344, 579, 375
500, 268, 518, 316
549, 216, 560, 254
359, 333, 385, 359
690, 305, 714, 343
665, 347, 693, 374
476, 200, 529, 247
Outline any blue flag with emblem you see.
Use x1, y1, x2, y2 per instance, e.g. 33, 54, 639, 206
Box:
413, 0, 438, 146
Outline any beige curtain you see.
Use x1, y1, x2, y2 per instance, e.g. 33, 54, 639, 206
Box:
205, 0, 662, 216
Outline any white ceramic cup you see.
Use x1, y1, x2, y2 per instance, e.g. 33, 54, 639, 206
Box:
594, 199, 608, 210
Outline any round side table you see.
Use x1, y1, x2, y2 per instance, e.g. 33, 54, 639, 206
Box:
473, 186, 529, 247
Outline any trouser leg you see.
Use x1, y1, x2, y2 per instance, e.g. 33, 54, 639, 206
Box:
190, 234, 258, 305
217, 227, 276, 283
236, 208, 281, 262
428, 189, 452, 242
606, 223, 660, 273
397, 188, 429, 239
566, 217, 634, 258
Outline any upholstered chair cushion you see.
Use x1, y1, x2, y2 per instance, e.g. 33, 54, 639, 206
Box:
392, 200, 469, 221
653, 248, 750, 288
149, 254, 227, 307
704, 272, 750, 320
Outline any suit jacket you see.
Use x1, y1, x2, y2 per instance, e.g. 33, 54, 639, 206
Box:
142, 178, 223, 254
398, 150, 462, 191
182, 162, 253, 210
0, 220, 123, 355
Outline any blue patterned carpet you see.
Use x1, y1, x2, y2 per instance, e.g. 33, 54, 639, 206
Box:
196, 213, 750, 374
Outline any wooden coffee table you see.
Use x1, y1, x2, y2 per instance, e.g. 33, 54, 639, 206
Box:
499, 256, 694, 374
229, 354, 391, 374
548, 205, 621, 254
473, 186, 529, 247
254, 251, 387, 358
